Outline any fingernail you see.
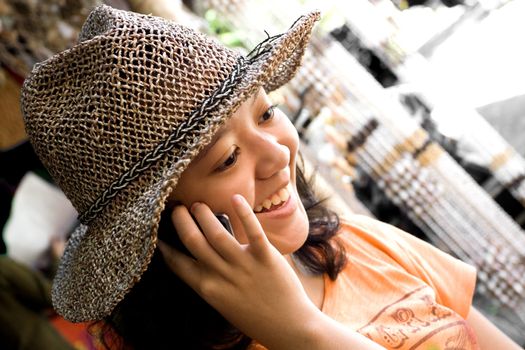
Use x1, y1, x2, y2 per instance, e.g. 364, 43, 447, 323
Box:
190, 202, 201, 212
232, 194, 243, 205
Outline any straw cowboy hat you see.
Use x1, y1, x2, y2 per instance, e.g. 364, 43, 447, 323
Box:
21, 4, 319, 322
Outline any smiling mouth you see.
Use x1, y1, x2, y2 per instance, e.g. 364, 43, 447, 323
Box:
253, 186, 290, 214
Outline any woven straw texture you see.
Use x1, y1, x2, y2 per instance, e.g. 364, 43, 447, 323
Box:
21, 5, 319, 322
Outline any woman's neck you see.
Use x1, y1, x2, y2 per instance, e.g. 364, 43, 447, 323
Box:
286, 255, 325, 309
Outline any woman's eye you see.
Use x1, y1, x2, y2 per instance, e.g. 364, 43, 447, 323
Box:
216, 147, 240, 172
259, 105, 277, 123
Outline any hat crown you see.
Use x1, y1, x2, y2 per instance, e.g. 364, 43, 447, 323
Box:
22, 5, 239, 216
78, 4, 117, 42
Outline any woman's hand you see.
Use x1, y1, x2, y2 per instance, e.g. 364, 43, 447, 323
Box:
158, 194, 317, 347
159, 194, 386, 349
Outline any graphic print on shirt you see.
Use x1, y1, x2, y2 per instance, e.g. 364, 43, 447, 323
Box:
357, 286, 478, 350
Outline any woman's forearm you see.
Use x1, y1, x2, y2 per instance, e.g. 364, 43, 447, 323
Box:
265, 307, 386, 350
466, 307, 522, 350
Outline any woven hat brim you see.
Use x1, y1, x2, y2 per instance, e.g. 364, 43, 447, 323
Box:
51, 10, 320, 322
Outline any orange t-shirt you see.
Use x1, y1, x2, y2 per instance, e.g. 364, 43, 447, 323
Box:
250, 215, 479, 350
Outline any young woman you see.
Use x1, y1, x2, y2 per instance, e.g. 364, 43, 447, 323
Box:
21, 5, 521, 350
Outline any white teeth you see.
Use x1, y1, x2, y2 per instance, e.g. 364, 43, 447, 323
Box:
271, 194, 281, 205
262, 199, 272, 209
278, 188, 290, 202
253, 186, 290, 213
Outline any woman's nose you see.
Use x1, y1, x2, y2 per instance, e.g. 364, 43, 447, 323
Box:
253, 133, 290, 180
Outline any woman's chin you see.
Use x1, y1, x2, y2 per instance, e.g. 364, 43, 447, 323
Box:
267, 213, 309, 254
257, 184, 309, 254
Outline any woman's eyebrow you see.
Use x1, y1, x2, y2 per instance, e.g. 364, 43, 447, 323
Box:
194, 93, 259, 163
251, 93, 259, 106
194, 124, 230, 162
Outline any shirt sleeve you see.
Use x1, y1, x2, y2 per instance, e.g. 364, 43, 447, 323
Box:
343, 215, 477, 319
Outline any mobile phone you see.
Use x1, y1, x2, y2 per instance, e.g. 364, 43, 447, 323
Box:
215, 214, 233, 235
158, 209, 234, 257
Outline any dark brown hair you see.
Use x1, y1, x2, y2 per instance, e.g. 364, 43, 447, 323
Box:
92, 156, 346, 349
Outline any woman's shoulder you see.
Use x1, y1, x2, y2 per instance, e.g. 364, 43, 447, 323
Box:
331, 214, 411, 270
335, 214, 477, 294
334, 214, 441, 270
339, 214, 396, 234
336, 214, 401, 248
337, 214, 430, 251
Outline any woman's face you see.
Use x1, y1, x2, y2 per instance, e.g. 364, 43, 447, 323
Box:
170, 88, 309, 255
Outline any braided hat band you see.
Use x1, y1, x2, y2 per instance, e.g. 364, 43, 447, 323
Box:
21, 5, 319, 322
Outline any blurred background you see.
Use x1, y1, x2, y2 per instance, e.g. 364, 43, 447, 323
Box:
1, 0, 524, 348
